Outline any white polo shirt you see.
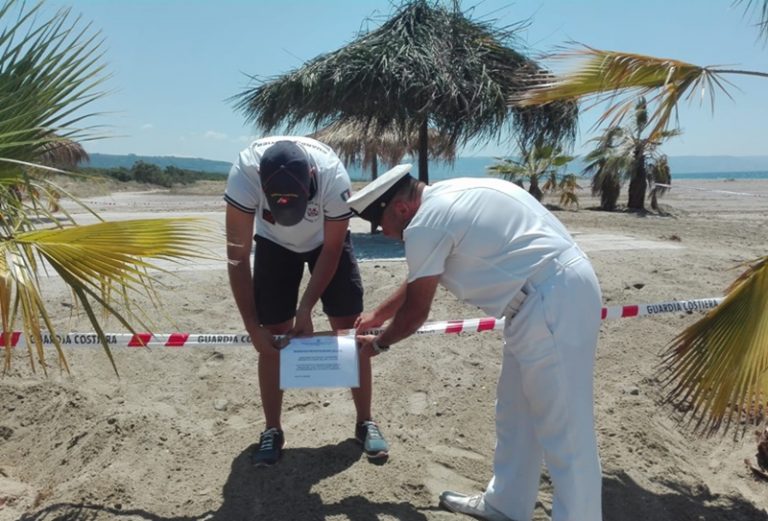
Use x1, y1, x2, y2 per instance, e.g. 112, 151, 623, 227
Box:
224, 136, 354, 253
404, 177, 576, 317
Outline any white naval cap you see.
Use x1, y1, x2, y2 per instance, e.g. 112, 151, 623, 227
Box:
347, 164, 414, 225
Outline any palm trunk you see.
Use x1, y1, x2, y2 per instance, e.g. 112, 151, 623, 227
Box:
418, 119, 429, 184
627, 151, 646, 210
529, 175, 543, 201
370, 155, 379, 234
371, 154, 378, 181
600, 176, 620, 211
650, 190, 659, 211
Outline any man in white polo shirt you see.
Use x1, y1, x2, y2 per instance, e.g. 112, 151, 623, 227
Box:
225, 136, 389, 467
349, 165, 602, 521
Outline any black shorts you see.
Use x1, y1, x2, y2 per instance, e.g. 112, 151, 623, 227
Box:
253, 233, 364, 326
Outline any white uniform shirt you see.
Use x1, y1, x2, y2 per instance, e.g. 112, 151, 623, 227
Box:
224, 136, 354, 253
404, 177, 576, 317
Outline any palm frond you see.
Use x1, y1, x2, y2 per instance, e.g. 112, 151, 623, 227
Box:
2, 218, 217, 373
660, 257, 768, 432
557, 173, 581, 209
511, 46, 760, 140
0, 0, 108, 174
649, 156, 671, 197
735, 0, 768, 39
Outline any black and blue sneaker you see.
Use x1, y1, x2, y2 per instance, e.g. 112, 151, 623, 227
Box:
252, 427, 284, 467
355, 420, 389, 460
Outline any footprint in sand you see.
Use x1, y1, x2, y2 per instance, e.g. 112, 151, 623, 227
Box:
423, 445, 487, 497
407, 391, 429, 415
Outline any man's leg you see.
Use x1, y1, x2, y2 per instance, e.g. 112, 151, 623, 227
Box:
252, 236, 304, 467
317, 233, 386, 458
258, 319, 293, 430
441, 336, 543, 521
329, 313, 387, 459
536, 259, 602, 521
493, 260, 601, 521
329, 314, 372, 423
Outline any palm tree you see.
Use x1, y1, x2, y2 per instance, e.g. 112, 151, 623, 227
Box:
233, 0, 578, 184
509, 1, 768, 432
582, 127, 622, 211
488, 142, 575, 203
582, 98, 679, 211
1, 0, 212, 375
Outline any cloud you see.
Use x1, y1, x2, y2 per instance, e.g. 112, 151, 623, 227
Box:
204, 130, 228, 140
140, 123, 154, 130
237, 135, 257, 143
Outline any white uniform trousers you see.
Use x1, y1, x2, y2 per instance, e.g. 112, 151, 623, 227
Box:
484, 248, 602, 521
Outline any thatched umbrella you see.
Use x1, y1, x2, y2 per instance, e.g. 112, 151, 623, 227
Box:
38, 137, 90, 168
308, 119, 456, 181
234, 0, 577, 183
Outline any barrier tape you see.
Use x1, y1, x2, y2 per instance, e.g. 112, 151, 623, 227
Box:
0, 297, 724, 349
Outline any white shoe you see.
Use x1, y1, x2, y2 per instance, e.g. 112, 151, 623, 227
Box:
439, 491, 512, 521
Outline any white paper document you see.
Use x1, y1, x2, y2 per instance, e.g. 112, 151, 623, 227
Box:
279, 335, 359, 389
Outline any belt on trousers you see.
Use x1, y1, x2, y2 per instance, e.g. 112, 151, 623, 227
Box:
503, 245, 585, 321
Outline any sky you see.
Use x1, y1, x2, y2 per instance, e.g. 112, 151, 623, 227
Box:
47, 0, 768, 162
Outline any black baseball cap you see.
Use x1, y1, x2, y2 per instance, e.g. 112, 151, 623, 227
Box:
259, 141, 312, 226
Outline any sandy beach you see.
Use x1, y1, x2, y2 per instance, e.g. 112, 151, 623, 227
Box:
2, 177, 768, 521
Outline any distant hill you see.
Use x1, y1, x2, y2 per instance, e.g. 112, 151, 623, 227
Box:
82, 153, 231, 175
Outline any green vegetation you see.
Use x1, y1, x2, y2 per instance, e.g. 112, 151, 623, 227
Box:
583, 98, 677, 212
488, 143, 581, 208
77, 161, 225, 187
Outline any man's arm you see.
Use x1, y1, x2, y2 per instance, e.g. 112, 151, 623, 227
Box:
291, 218, 349, 336
370, 275, 440, 347
354, 281, 407, 331
225, 204, 280, 353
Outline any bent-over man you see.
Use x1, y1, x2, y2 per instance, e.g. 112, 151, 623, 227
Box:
225, 136, 389, 467
350, 165, 602, 521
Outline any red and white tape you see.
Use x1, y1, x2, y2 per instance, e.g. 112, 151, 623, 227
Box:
0, 297, 723, 349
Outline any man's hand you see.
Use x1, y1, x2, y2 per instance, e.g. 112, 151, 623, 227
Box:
354, 311, 384, 333
288, 307, 314, 338
250, 326, 283, 356
356, 334, 381, 358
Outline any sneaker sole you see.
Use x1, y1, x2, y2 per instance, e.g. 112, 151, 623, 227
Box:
365, 449, 389, 460
439, 494, 508, 521
438, 500, 485, 521
355, 437, 389, 460
253, 459, 278, 468
252, 442, 287, 468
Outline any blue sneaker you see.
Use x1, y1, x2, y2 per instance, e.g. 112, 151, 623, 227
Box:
252, 427, 284, 467
355, 420, 389, 460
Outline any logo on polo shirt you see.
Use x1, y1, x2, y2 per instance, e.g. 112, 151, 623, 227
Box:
305, 202, 320, 221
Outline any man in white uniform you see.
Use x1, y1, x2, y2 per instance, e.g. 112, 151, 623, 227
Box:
349, 165, 602, 521
225, 137, 389, 467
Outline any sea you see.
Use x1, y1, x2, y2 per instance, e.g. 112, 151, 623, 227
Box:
345, 156, 768, 182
